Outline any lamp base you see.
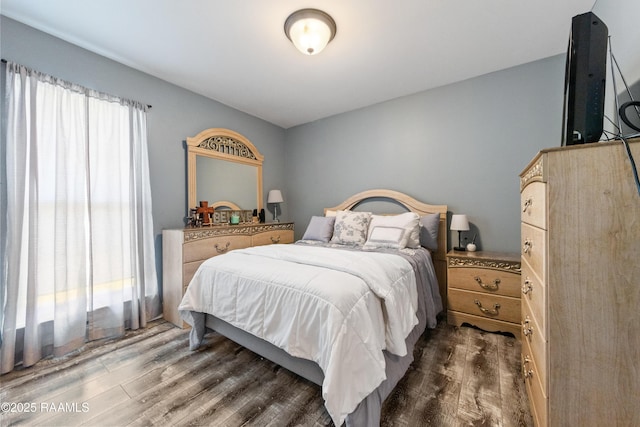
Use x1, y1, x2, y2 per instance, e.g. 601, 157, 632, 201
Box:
453, 246, 467, 251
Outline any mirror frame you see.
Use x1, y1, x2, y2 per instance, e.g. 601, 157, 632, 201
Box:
186, 128, 264, 212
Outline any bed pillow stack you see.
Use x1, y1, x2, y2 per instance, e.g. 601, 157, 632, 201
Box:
301, 210, 440, 251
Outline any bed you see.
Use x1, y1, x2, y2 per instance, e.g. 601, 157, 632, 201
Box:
178, 189, 447, 426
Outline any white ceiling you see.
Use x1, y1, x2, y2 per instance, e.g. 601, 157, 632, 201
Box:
1, 0, 596, 129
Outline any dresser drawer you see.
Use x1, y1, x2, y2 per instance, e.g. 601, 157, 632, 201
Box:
521, 181, 547, 229
448, 267, 521, 298
521, 223, 546, 280
252, 229, 294, 246
522, 298, 547, 393
184, 235, 252, 262
448, 288, 520, 324
522, 342, 548, 427
521, 260, 546, 337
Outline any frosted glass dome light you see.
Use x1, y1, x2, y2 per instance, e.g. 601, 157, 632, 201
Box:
284, 9, 337, 55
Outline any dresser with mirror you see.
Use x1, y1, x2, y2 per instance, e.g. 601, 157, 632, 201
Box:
163, 128, 294, 327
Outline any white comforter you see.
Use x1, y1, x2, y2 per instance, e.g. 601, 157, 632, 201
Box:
178, 244, 419, 426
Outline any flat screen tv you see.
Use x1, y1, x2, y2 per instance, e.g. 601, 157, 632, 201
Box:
561, 12, 608, 146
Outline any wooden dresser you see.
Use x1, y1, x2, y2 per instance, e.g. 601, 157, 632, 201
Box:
446, 250, 521, 337
163, 222, 294, 327
519, 140, 640, 427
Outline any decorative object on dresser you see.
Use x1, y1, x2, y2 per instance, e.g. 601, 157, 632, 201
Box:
163, 222, 295, 328
519, 139, 640, 427
446, 250, 521, 337
450, 214, 470, 251
267, 189, 284, 222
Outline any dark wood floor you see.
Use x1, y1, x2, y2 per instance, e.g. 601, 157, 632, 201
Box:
0, 318, 533, 426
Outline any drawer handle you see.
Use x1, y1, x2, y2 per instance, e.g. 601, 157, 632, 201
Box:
523, 239, 532, 254
523, 355, 534, 379
270, 235, 281, 244
522, 198, 532, 213
522, 316, 534, 337
522, 278, 533, 295
214, 242, 231, 253
474, 299, 500, 316
474, 276, 500, 291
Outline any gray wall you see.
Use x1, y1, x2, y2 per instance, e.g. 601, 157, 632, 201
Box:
0, 16, 287, 286
285, 56, 565, 253
2, 0, 639, 261
285, 0, 640, 253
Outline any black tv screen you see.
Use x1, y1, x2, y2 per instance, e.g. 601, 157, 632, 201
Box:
561, 12, 608, 146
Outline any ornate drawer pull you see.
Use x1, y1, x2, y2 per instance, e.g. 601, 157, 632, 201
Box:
270, 235, 281, 244
523, 239, 532, 254
474, 276, 500, 291
214, 242, 231, 253
474, 299, 500, 316
522, 316, 533, 336
523, 355, 534, 379
522, 198, 532, 212
522, 278, 533, 295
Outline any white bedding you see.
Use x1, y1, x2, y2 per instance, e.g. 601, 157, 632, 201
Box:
178, 244, 419, 426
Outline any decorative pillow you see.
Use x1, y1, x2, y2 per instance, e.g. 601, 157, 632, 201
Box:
367, 212, 420, 248
330, 210, 372, 246
419, 213, 440, 251
302, 216, 336, 242
363, 226, 407, 249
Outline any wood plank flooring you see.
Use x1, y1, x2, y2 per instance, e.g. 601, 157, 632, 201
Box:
0, 319, 533, 426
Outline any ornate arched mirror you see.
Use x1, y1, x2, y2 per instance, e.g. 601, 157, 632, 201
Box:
187, 128, 264, 222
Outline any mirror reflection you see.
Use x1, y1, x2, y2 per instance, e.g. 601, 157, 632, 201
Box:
196, 157, 258, 210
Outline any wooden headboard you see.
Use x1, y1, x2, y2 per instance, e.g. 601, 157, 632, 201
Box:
325, 189, 448, 305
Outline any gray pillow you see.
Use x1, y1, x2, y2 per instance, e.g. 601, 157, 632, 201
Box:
302, 216, 336, 242
419, 213, 440, 251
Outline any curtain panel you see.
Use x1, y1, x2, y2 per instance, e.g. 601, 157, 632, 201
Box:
1, 62, 160, 374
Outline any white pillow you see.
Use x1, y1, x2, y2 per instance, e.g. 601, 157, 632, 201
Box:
330, 210, 372, 246
367, 212, 420, 248
363, 226, 407, 250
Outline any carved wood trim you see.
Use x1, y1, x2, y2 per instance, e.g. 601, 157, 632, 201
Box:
447, 256, 521, 274
183, 222, 294, 242
520, 155, 545, 191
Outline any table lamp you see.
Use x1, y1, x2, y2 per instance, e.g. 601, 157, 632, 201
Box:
451, 214, 470, 251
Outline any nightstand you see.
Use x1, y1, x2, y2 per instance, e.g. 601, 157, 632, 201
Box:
446, 250, 521, 337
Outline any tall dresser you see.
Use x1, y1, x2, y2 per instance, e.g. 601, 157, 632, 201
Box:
519, 139, 639, 427
163, 222, 294, 327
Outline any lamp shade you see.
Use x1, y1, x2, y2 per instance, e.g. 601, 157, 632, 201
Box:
284, 9, 336, 55
267, 189, 284, 204
450, 214, 470, 231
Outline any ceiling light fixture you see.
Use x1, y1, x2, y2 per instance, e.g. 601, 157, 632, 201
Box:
284, 8, 337, 56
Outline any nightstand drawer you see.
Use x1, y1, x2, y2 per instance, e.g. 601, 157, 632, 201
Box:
448, 267, 521, 298
448, 288, 520, 324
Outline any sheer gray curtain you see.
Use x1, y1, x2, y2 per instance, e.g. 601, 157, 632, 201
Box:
1, 62, 160, 374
